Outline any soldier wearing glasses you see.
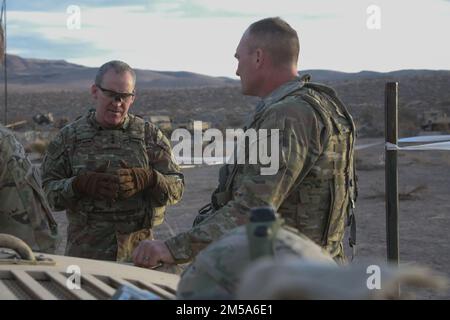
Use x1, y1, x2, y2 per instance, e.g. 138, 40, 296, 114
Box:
42, 60, 184, 262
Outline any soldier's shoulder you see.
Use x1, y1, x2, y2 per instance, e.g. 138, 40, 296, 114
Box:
141, 117, 166, 141
128, 113, 156, 133
0, 130, 27, 164
128, 112, 144, 123
45, 115, 88, 158
264, 95, 319, 127
0, 125, 22, 147
0, 125, 12, 141
58, 112, 91, 136
0, 122, 17, 137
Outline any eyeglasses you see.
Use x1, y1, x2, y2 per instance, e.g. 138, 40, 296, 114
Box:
96, 85, 135, 102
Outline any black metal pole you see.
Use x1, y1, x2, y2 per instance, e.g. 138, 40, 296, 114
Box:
385, 82, 399, 295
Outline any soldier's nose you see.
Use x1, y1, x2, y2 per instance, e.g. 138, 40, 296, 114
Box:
112, 100, 123, 107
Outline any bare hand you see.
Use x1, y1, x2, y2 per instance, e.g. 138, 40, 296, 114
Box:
132, 240, 175, 268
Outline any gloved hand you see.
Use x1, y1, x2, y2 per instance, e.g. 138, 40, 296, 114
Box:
72, 161, 120, 201
117, 160, 156, 199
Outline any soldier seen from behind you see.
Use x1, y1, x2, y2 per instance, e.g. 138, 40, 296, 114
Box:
0, 24, 59, 253
41, 61, 184, 261
133, 17, 357, 268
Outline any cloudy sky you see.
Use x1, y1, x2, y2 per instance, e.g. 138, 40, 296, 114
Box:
5, 0, 450, 77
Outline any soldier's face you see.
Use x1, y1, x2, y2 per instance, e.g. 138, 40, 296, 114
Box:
235, 31, 259, 96
91, 70, 135, 128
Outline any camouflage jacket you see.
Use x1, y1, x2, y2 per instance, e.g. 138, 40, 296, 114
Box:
0, 125, 59, 253
41, 110, 184, 227
165, 76, 356, 263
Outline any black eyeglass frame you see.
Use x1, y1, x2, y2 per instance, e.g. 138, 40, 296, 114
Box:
96, 84, 135, 102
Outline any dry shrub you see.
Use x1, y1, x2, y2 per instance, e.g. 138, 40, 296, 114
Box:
407, 154, 437, 166
27, 138, 50, 155
363, 184, 428, 201
356, 156, 384, 171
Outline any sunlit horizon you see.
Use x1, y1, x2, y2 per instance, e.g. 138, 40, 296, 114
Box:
5, 0, 450, 78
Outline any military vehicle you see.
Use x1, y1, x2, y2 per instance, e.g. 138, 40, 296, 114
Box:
420, 110, 450, 131
0, 234, 179, 300
32, 113, 54, 126
176, 119, 211, 132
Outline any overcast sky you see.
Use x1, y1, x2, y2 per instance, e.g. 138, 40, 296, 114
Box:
5, 0, 450, 77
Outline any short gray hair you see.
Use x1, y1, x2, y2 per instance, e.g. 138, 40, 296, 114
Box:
95, 60, 136, 88
247, 17, 299, 67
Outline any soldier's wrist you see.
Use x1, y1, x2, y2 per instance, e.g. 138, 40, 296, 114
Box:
146, 168, 159, 190
164, 234, 193, 264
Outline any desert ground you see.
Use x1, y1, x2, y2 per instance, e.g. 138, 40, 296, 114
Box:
6, 78, 450, 299
46, 137, 450, 299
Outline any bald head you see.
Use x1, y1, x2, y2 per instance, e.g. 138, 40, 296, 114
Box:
246, 17, 299, 68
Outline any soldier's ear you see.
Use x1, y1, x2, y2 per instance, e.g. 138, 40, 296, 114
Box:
91, 84, 98, 99
255, 48, 264, 69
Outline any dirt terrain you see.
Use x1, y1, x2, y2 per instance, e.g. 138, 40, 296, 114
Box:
50, 137, 450, 299
3, 56, 449, 299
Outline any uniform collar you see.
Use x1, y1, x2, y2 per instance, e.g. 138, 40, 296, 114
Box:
88, 111, 131, 130
261, 76, 305, 110
249, 76, 305, 124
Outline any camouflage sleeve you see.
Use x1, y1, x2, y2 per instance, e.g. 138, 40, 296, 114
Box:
41, 130, 78, 211
0, 131, 59, 253
146, 125, 184, 206
165, 101, 325, 263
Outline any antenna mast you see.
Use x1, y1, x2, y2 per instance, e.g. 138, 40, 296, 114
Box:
1, 0, 7, 125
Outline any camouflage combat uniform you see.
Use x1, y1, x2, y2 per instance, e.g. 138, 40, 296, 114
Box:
166, 76, 357, 263
177, 210, 336, 299
41, 110, 184, 261
0, 125, 59, 253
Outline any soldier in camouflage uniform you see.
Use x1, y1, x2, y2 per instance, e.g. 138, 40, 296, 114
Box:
177, 209, 442, 300
0, 126, 60, 253
0, 24, 59, 253
177, 207, 336, 299
133, 17, 356, 267
41, 61, 184, 261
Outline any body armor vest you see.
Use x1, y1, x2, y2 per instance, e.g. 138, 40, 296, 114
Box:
207, 81, 357, 258
278, 82, 356, 255
68, 112, 151, 221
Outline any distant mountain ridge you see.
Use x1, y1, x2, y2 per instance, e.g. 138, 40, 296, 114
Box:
3, 54, 237, 91
299, 69, 450, 82
3, 54, 450, 91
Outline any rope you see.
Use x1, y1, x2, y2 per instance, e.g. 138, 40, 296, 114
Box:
399, 135, 450, 143
385, 134, 450, 151
386, 141, 450, 151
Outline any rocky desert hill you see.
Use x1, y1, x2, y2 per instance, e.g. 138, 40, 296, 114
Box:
1, 54, 450, 138
1, 56, 449, 300
2, 54, 236, 91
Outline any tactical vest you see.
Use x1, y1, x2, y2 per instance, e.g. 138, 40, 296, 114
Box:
204, 81, 357, 259
67, 111, 158, 225
283, 82, 357, 257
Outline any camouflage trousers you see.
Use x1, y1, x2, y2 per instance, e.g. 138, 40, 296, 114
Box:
65, 211, 153, 262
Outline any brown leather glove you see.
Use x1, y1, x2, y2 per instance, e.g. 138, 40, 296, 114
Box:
72, 162, 120, 200
117, 160, 156, 199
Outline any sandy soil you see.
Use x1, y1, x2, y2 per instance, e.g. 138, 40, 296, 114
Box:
52, 138, 450, 299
